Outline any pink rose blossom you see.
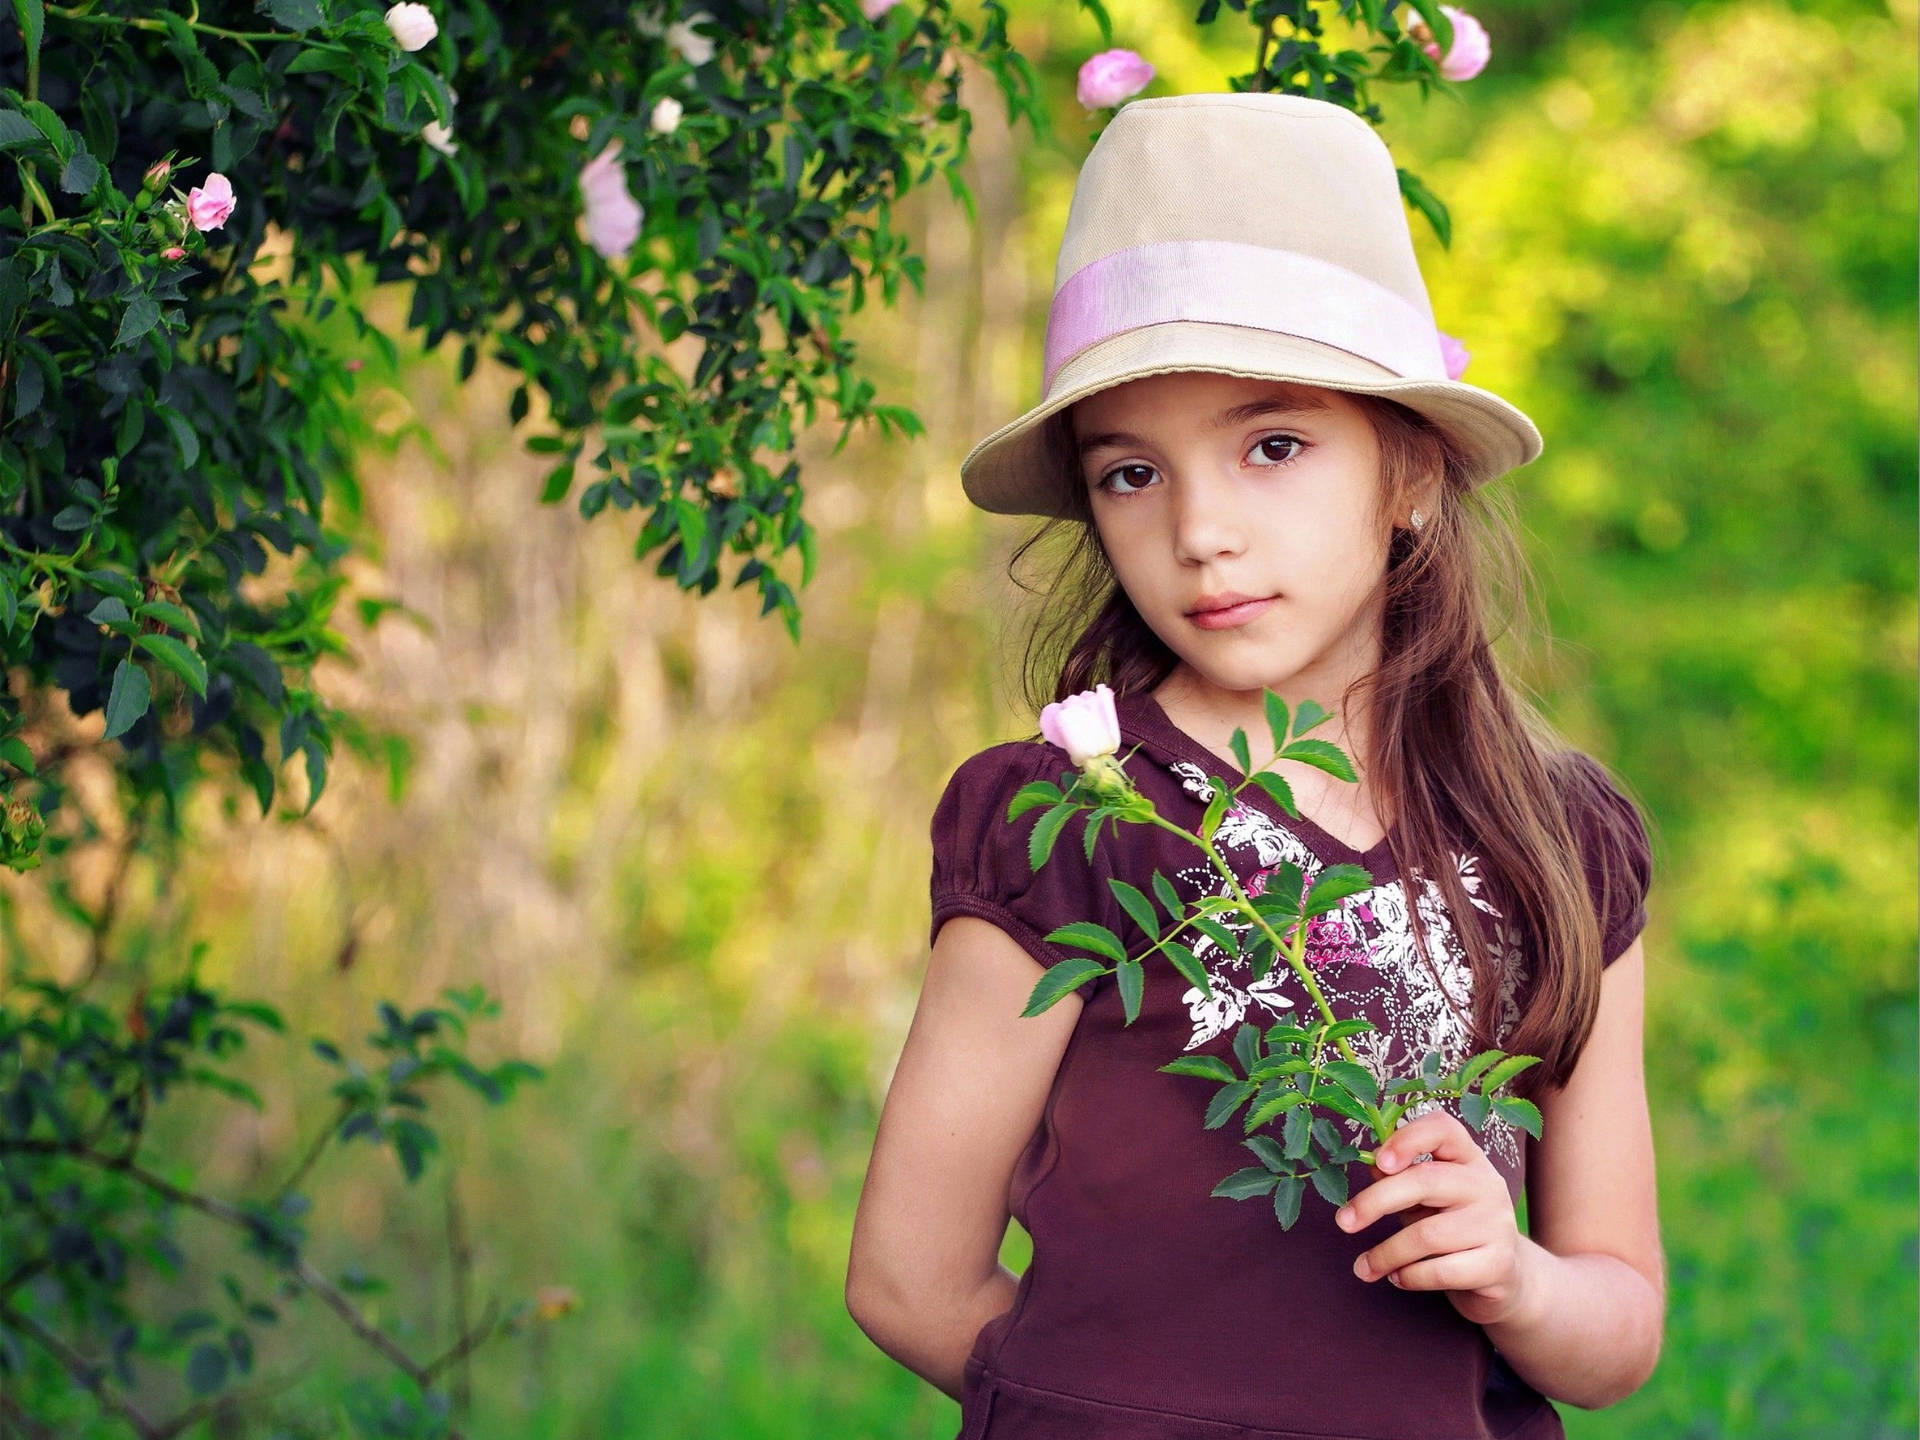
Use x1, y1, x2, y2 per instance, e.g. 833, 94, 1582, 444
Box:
1039, 684, 1121, 766
860, 0, 901, 17
160, 246, 187, 261
577, 141, 644, 260
1414, 6, 1490, 82
185, 173, 235, 231
1076, 49, 1154, 110
1437, 330, 1470, 380
383, 2, 438, 51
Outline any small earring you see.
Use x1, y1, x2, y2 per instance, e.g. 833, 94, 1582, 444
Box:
1408, 509, 1426, 531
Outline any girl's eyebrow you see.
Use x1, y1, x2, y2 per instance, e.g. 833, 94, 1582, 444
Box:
1076, 393, 1332, 459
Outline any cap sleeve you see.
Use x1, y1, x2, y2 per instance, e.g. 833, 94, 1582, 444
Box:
1552, 751, 1656, 967
929, 740, 1116, 996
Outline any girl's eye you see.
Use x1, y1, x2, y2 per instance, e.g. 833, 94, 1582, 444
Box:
1095, 463, 1158, 496
1249, 434, 1306, 467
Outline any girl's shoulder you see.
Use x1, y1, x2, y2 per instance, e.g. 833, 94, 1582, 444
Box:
1541, 746, 1657, 965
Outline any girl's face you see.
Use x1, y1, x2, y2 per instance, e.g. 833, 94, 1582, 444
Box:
1073, 370, 1404, 706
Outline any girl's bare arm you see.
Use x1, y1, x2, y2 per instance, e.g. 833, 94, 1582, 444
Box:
846, 915, 1084, 1400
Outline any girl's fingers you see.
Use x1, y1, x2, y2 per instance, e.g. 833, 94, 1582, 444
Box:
1352, 1209, 1473, 1282
1336, 1158, 1476, 1232
1375, 1243, 1504, 1294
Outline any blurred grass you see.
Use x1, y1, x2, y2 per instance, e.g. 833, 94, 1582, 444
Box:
5, 1, 1913, 1435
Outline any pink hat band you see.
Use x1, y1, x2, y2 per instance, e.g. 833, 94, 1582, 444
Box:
1042, 239, 1450, 393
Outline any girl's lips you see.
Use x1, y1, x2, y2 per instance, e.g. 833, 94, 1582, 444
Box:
1187, 595, 1277, 629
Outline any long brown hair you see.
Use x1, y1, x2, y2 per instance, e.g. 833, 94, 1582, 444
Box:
1001, 391, 1649, 1101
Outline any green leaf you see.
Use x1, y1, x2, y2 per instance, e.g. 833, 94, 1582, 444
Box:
1263, 688, 1289, 753
1479, 1054, 1542, 1094
1081, 808, 1105, 862
1460, 1089, 1489, 1129
1322, 1018, 1376, 1042
135, 632, 207, 697
1397, 165, 1452, 250
1249, 769, 1297, 817
1309, 1163, 1350, 1206
1282, 1103, 1314, 1160
1007, 778, 1062, 820
1199, 781, 1229, 841
1203, 1079, 1254, 1130
1492, 1095, 1543, 1140
59, 148, 100, 195
137, 599, 201, 638
1228, 725, 1251, 775
12, 1, 43, 81
185, 1341, 228, 1396
0, 736, 35, 774
1276, 737, 1357, 782
1289, 697, 1330, 738
1244, 1134, 1288, 1171
88, 597, 131, 627
1160, 940, 1210, 997
1041, 920, 1125, 964
1188, 913, 1240, 956
101, 658, 151, 742
1311, 1086, 1375, 1127
0, 109, 37, 147
1107, 877, 1159, 940
1456, 1048, 1506, 1089
1077, 0, 1113, 46
1022, 957, 1106, 1016
1231, 1021, 1261, 1076
1027, 800, 1073, 873
1264, 1023, 1313, 1048
1272, 1172, 1305, 1228
1150, 868, 1181, 919
115, 292, 161, 349
1158, 1054, 1236, 1083
284, 46, 356, 77
1211, 1166, 1279, 1200
1244, 1087, 1308, 1131
264, 0, 326, 31
1304, 863, 1373, 915
1115, 957, 1142, 1024
1321, 1059, 1379, 1108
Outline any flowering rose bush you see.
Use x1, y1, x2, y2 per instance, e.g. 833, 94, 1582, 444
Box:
1013, 685, 1543, 1230
0, 0, 1052, 874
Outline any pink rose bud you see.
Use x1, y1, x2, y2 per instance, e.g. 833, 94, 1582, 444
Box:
1040, 684, 1122, 766
141, 159, 172, 191
1076, 49, 1154, 110
345, 358, 365, 372
860, 0, 901, 17
577, 141, 645, 260
1438, 330, 1470, 380
1414, 6, 1490, 82
383, 2, 438, 51
160, 246, 187, 261
185, 172, 236, 231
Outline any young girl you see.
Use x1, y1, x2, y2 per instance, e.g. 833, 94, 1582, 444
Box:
847, 93, 1662, 1440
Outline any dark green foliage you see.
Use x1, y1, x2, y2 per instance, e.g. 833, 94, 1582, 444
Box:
0, 0, 1046, 872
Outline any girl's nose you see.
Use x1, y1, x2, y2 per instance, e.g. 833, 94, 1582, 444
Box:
1170, 466, 1247, 562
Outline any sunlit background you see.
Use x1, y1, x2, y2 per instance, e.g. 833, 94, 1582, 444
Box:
7, 1, 1915, 1434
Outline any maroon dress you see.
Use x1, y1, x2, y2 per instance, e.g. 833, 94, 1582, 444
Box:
927, 689, 1653, 1440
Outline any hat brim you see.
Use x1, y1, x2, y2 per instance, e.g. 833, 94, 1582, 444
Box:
959, 322, 1545, 518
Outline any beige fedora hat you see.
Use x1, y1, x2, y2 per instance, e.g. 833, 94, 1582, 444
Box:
959, 91, 1544, 518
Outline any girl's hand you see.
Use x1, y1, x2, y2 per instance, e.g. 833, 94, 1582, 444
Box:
1333, 1109, 1532, 1327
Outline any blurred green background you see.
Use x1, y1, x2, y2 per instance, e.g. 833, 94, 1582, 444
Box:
7, 0, 1914, 1434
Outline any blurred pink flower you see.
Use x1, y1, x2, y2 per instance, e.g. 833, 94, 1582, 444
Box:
1076, 49, 1154, 110
1413, 6, 1490, 82
1437, 330, 1470, 380
160, 246, 187, 261
578, 141, 644, 260
186, 173, 235, 231
860, 0, 901, 16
